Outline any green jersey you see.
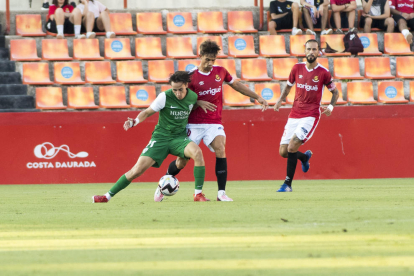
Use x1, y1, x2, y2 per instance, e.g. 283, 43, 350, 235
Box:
150, 89, 198, 138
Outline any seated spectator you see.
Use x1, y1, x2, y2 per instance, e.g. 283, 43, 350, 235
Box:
389, 0, 414, 44
42, 0, 76, 10
360, 0, 394, 33
300, 0, 333, 35
269, 0, 303, 35
45, 0, 83, 39
330, 0, 357, 34
77, 0, 115, 39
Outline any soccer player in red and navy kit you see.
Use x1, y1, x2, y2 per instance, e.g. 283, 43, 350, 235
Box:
274, 39, 339, 192
162, 40, 269, 202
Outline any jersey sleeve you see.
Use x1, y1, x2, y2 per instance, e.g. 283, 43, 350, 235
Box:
324, 70, 336, 91
287, 65, 297, 86
149, 92, 166, 112
223, 68, 234, 84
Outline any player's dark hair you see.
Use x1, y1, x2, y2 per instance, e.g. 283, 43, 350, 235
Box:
54, 0, 69, 6
169, 71, 192, 85
305, 39, 320, 49
199, 40, 221, 57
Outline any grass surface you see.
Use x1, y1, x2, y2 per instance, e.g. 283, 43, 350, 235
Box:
1, 179, 414, 276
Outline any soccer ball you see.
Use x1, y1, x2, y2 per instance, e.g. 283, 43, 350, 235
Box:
158, 175, 180, 196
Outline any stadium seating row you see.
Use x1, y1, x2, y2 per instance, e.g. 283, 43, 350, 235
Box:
20, 56, 414, 86
11, 33, 413, 65
16, 11, 257, 37
35, 81, 413, 110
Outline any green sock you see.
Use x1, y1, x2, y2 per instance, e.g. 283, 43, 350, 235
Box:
194, 166, 205, 190
108, 174, 131, 197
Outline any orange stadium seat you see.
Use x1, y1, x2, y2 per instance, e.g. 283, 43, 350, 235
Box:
85, 61, 116, 84
36, 87, 66, 109
197, 36, 227, 58
290, 35, 316, 57
67, 87, 99, 109
147, 60, 175, 83
320, 35, 351, 56
384, 33, 414, 55
357, 33, 382, 56
129, 86, 157, 108
161, 85, 172, 91
272, 58, 298, 80
285, 85, 296, 105
54, 62, 85, 85
228, 35, 258, 58
116, 61, 147, 84
227, 11, 258, 33
259, 35, 289, 57
347, 82, 377, 104
357, 10, 381, 31
240, 59, 271, 81
410, 82, 414, 102
364, 57, 395, 79
215, 59, 238, 80
377, 81, 408, 104
23, 63, 53, 85
223, 84, 254, 106
135, 37, 166, 60
254, 83, 282, 105
41, 39, 72, 61
10, 39, 41, 61
16, 14, 46, 36
166, 37, 196, 59
396, 56, 414, 78
167, 12, 196, 34
104, 38, 134, 60
333, 58, 363, 79
99, 86, 131, 108
197, 12, 227, 33
177, 59, 200, 71
321, 82, 347, 105
109, 13, 137, 35
318, 57, 329, 70
136, 12, 167, 34
73, 39, 104, 60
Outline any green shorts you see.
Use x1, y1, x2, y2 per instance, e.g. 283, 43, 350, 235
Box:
140, 134, 192, 168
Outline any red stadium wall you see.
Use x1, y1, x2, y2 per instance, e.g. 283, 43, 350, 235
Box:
1, 105, 413, 185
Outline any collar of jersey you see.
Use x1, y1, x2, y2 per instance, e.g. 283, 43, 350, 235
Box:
197, 67, 214, 76
305, 63, 320, 72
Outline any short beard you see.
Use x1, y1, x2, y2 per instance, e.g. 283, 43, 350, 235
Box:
306, 55, 317, 63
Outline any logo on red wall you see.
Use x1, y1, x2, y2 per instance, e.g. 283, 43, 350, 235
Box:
27, 142, 96, 169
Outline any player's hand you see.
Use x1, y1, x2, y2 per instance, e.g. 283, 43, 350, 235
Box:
197, 100, 217, 113
123, 117, 135, 131
257, 97, 269, 111
321, 106, 332, 116
274, 100, 283, 112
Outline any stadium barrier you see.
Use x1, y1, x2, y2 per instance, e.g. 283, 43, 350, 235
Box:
1, 105, 414, 184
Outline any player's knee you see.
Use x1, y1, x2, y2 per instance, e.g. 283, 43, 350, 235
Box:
279, 147, 288, 158
192, 148, 204, 163
87, 11, 95, 20
269, 21, 277, 29
365, 18, 372, 25
385, 18, 393, 25
214, 145, 226, 157
292, 2, 299, 10
176, 158, 188, 170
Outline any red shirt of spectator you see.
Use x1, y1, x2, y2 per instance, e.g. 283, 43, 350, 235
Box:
330, 0, 355, 5
389, 0, 414, 14
48, 4, 74, 16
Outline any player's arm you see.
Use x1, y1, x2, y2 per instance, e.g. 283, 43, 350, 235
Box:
193, 100, 217, 113
321, 86, 339, 117
123, 108, 156, 131
229, 80, 269, 111
274, 84, 293, 111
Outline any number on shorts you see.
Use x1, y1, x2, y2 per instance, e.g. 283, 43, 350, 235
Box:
146, 140, 157, 148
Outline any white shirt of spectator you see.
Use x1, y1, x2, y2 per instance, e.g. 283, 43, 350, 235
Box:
77, 1, 106, 18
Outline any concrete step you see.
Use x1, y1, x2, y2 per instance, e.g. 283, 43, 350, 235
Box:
0, 95, 35, 109
0, 72, 22, 84
0, 108, 40, 112
0, 84, 28, 95
0, 48, 9, 60
0, 61, 16, 72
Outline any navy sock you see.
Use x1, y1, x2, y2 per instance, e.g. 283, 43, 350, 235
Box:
285, 152, 298, 187
297, 151, 307, 163
167, 160, 181, 176
216, 157, 227, 191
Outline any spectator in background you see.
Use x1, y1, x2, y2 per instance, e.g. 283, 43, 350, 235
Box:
330, 0, 357, 34
389, 0, 414, 44
300, 0, 333, 35
45, 0, 84, 39
42, 0, 76, 10
269, 0, 303, 35
360, 0, 394, 33
77, 0, 115, 39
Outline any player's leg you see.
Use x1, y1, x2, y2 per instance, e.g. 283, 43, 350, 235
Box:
183, 142, 209, 201
209, 135, 232, 201
96, 10, 115, 38
69, 8, 83, 38
346, 10, 355, 30
93, 156, 155, 203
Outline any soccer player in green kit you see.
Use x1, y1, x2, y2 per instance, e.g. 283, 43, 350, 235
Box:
93, 71, 207, 203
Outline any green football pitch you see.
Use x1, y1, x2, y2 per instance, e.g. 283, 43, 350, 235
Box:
1, 179, 414, 276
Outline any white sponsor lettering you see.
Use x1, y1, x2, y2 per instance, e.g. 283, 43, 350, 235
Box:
199, 81, 204, 85
199, 87, 221, 96
296, 83, 318, 91
398, 3, 413, 7
26, 161, 96, 169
